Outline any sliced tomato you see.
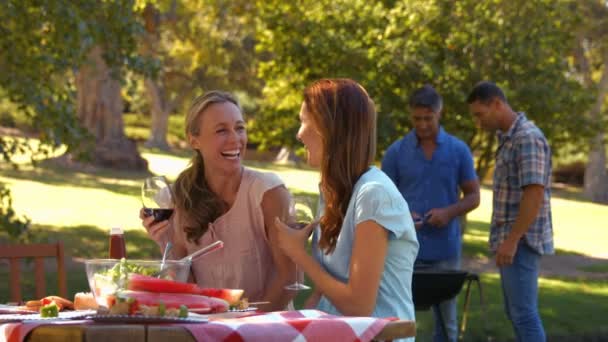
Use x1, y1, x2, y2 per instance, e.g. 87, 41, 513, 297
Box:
128, 274, 199, 294
197, 288, 244, 306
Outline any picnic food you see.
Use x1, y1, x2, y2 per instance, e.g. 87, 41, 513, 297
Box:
105, 290, 229, 316
85, 258, 190, 307
127, 274, 245, 305
74, 292, 99, 310
25, 296, 74, 312
127, 274, 199, 294
198, 288, 245, 306
86, 261, 234, 317
39, 302, 59, 317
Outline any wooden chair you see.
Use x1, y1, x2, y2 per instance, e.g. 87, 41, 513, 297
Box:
0, 242, 67, 303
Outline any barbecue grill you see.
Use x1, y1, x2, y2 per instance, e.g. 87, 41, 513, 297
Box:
412, 268, 487, 341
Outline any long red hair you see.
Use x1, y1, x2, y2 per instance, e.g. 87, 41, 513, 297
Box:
303, 79, 377, 254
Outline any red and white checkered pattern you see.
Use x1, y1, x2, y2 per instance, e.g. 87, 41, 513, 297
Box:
1, 310, 392, 342
182, 310, 392, 342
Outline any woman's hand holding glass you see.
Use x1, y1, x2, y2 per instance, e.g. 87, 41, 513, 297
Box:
274, 217, 314, 260
140, 176, 174, 242
275, 197, 317, 291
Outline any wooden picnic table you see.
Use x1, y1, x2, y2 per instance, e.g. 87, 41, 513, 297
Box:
24, 319, 415, 341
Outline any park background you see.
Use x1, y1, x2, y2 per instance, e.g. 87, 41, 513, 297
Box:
1, 1, 607, 341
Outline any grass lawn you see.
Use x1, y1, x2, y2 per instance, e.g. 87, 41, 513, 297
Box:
1, 148, 607, 340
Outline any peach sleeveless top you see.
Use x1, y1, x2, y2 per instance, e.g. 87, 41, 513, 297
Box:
169, 168, 283, 301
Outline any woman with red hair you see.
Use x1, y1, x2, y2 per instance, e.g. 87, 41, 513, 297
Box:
275, 79, 418, 326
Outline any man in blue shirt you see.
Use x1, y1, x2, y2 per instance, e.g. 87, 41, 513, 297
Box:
382, 85, 480, 342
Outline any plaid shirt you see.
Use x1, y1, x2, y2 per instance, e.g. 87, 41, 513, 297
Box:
490, 113, 554, 255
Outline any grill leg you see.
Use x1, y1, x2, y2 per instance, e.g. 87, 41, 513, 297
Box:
458, 278, 474, 341
434, 303, 449, 341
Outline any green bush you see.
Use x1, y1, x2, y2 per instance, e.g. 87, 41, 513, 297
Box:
0, 97, 34, 132
0, 184, 31, 242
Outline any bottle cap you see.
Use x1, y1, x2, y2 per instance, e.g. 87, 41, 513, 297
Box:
110, 227, 123, 235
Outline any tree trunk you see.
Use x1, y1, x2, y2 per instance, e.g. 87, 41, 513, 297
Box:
75, 46, 148, 171
141, 3, 171, 151
582, 51, 608, 203
143, 78, 171, 150
274, 147, 301, 165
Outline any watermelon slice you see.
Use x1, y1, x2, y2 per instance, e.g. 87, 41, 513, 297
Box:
128, 274, 199, 294
116, 290, 229, 313
197, 288, 244, 306
127, 274, 244, 307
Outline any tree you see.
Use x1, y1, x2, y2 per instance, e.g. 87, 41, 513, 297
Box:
0, 0, 150, 170
76, 46, 147, 170
0, 0, 151, 236
136, 0, 260, 150
572, 0, 608, 203
254, 0, 592, 179
140, 2, 174, 151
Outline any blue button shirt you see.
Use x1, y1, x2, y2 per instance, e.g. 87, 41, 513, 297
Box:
382, 127, 477, 261
313, 167, 419, 327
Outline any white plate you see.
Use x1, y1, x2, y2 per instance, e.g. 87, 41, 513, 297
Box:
0, 310, 95, 323
228, 307, 258, 313
0, 304, 37, 315
197, 307, 258, 319
88, 314, 208, 324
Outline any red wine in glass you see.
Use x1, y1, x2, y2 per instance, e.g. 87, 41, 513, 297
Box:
142, 176, 175, 223
143, 208, 174, 223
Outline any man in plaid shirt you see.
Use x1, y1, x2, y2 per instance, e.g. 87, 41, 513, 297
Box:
467, 81, 553, 342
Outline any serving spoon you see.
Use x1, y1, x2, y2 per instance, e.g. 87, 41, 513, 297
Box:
180, 240, 224, 263
154, 240, 224, 278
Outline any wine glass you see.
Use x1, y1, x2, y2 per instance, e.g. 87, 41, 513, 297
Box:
284, 196, 315, 291
142, 176, 175, 224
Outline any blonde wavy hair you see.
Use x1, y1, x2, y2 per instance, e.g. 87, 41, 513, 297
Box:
174, 91, 242, 243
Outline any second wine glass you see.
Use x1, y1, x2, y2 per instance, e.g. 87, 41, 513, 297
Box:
142, 176, 175, 223
284, 197, 314, 291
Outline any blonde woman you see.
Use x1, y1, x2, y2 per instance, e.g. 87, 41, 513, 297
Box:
141, 91, 294, 311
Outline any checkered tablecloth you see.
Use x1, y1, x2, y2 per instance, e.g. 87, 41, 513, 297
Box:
1, 319, 88, 342
180, 309, 393, 342
1, 310, 394, 342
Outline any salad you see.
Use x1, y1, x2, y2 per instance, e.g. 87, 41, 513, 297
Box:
90, 258, 173, 307
98, 258, 158, 286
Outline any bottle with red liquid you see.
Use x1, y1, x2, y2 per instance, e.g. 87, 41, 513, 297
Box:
109, 227, 127, 259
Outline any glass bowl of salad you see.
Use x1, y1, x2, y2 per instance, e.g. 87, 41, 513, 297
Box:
85, 258, 190, 307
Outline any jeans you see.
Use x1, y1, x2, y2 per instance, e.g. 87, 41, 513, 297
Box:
499, 242, 546, 342
415, 256, 461, 342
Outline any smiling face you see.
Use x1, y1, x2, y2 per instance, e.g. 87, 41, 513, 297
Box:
188, 101, 247, 175
410, 106, 440, 141
296, 102, 323, 168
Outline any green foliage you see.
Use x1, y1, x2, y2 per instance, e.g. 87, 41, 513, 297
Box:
0, 0, 153, 160
253, 0, 594, 177
137, 0, 261, 117
252, 0, 390, 148
0, 96, 33, 131
0, 0, 159, 234
0, 184, 30, 242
